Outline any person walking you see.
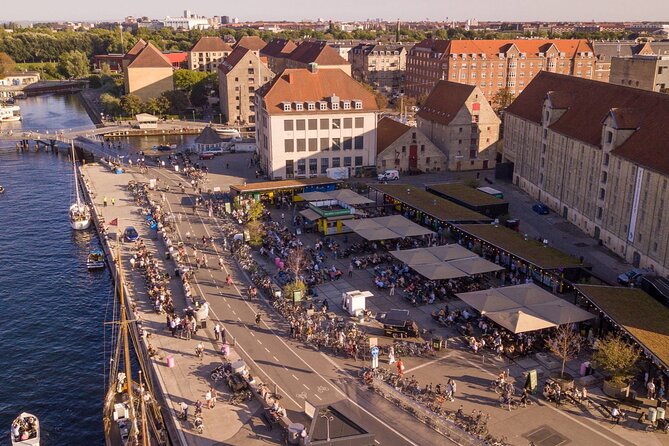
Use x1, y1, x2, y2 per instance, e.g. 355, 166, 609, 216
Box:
111, 197, 115, 206
647, 379, 656, 400
389, 283, 395, 296
226, 273, 233, 286
387, 346, 396, 365
180, 401, 189, 420
103, 196, 108, 207
214, 323, 221, 341
348, 262, 354, 277
218, 257, 224, 270
205, 389, 214, 409
397, 358, 405, 377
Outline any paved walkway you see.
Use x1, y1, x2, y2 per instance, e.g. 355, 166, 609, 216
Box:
82, 163, 282, 446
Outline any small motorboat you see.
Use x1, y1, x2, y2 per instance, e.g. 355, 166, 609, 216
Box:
0, 185, 5, 194
10, 412, 40, 446
87, 249, 106, 270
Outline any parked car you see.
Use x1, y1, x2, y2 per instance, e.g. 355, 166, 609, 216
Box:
532, 203, 550, 215
617, 268, 650, 286
199, 152, 215, 160
377, 169, 400, 181
124, 226, 139, 242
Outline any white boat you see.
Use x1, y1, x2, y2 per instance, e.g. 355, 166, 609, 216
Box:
69, 142, 91, 230
0, 105, 21, 122
10, 412, 39, 446
87, 249, 106, 270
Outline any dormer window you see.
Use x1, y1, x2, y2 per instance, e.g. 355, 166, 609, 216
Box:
319, 101, 327, 110
343, 101, 351, 110
307, 102, 316, 111
295, 102, 304, 111
282, 102, 291, 112
332, 102, 339, 110
353, 100, 363, 110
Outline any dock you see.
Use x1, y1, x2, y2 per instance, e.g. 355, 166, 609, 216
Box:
80, 163, 285, 445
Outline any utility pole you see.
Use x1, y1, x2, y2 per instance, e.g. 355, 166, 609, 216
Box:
119, 23, 124, 53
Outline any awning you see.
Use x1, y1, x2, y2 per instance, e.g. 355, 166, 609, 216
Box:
531, 301, 596, 325
328, 189, 375, 206
299, 209, 321, 221
299, 191, 333, 202
449, 257, 505, 275
390, 248, 442, 266
356, 227, 399, 241
457, 289, 520, 313
485, 309, 557, 334
498, 283, 558, 307
411, 262, 468, 280
426, 244, 478, 261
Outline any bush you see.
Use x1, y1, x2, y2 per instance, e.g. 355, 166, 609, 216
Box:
591, 334, 640, 387
283, 280, 306, 301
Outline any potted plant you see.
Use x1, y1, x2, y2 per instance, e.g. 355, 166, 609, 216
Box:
591, 334, 640, 398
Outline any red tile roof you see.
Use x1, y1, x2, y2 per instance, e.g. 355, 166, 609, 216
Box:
412, 38, 593, 59
124, 39, 147, 60
234, 36, 267, 52
377, 117, 411, 155
163, 51, 188, 64
416, 81, 476, 125
190, 36, 233, 53
261, 38, 297, 58
127, 43, 173, 69
258, 68, 378, 115
506, 71, 669, 176
288, 41, 349, 66
218, 47, 252, 74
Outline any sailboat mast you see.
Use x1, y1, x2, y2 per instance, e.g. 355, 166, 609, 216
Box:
139, 371, 149, 446
71, 141, 82, 206
118, 242, 137, 439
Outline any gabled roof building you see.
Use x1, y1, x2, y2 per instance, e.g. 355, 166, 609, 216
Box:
504, 71, 669, 276
123, 41, 174, 101
376, 117, 445, 173
188, 36, 233, 72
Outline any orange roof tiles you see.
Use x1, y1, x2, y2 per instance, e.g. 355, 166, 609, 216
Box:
261, 38, 297, 58
413, 38, 593, 59
124, 39, 147, 60
219, 47, 252, 74
190, 36, 233, 53
506, 71, 669, 176
127, 43, 173, 69
258, 68, 378, 115
377, 117, 411, 155
288, 41, 349, 66
234, 36, 267, 52
416, 81, 476, 126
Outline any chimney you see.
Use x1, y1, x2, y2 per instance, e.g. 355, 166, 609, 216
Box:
308, 62, 319, 73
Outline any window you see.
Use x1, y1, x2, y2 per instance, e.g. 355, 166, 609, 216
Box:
420, 145, 425, 152
284, 120, 293, 131
320, 158, 329, 174
355, 156, 363, 166
285, 160, 294, 177
331, 101, 339, 110
343, 101, 351, 110
282, 103, 291, 111
308, 119, 317, 130
320, 137, 329, 151
320, 118, 329, 129
606, 131, 613, 144
295, 103, 304, 111
307, 102, 315, 111
309, 138, 318, 151
332, 138, 341, 151
284, 139, 294, 152
332, 157, 341, 167
344, 156, 352, 167
354, 100, 362, 109
248, 68, 254, 74
332, 119, 341, 129
296, 139, 306, 152
297, 159, 306, 175
343, 137, 353, 150
355, 117, 364, 128
319, 102, 327, 110
344, 118, 353, 129
309, 159, 317, 174
354, 135, 364, 149
596, 207, 603, 219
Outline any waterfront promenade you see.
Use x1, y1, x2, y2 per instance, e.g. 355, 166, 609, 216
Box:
81, 163, 283, 446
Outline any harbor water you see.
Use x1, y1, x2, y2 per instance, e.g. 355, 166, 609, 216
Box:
0, 94, 113, 444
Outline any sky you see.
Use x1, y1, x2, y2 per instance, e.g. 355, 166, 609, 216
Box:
1, 0, 668, 23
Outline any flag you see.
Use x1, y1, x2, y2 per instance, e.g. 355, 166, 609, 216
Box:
109, 218, 118, 226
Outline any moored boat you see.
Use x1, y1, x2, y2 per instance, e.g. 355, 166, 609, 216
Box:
10, 413, 39, 446
68, 142, 91, 231
87, 249, 106, 270
0, 104, 21, 122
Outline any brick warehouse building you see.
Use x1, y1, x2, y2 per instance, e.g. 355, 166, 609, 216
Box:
504, 71, 669, 276
405, 38, 595, 99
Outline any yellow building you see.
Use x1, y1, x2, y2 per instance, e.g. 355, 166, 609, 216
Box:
504, 71, 669, 276
123, 41, 174, 101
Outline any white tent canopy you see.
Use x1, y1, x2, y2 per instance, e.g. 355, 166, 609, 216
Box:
343, 215, 434, 241
390, 244, 502, 280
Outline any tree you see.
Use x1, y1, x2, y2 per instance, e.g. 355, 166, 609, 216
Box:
246, 200, 265, 222
143, 97, 168, 116
57, 50, 89, 79
161, 90, 190, 115
546, 324, 584, 379
119, 94, 142, 117
100, 92, 121, 116
491, 87, 515, 113
173, 69, 209, 92
591, 334, 640, 387
246, 220, 265, 247
0, 52, 16, 78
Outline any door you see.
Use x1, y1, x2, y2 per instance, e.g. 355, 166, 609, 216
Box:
409, 145, 418, 171
483, 160, 489, 169
563, 206, 568, 219
632, 251, 641, 268
594, 226, 600, 240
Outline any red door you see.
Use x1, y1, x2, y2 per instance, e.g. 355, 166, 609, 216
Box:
409, 145, 418, 171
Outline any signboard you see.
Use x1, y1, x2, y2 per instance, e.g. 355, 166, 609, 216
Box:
371, 346, 380, 369
369, 337, 378, 347
225, 202, 231, 214
526, 369, 538, 393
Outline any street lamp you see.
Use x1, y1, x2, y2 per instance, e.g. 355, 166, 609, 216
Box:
320, 410, 334, 442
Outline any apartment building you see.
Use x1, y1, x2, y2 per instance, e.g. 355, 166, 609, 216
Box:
123, 40, 174, 101
405, 38, 595, 99
416, 81, 500, 171
188, 36, 233, 72
218, 47, 274, 125
592, 41, 669, 82
504, 71, 669, 276
260, 38, 297, 74
233, 36, 267, 55
349, 43, 407, 93
610, 55, 669, 92
255, 66, 378, 179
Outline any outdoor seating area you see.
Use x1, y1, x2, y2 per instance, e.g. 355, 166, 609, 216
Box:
343, 215, 435, 241
390, 244, 504, 280
457, 284, 595, 334
297, 189, 376, 235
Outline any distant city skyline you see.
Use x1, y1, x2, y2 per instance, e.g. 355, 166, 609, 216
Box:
1, 0, 668, 23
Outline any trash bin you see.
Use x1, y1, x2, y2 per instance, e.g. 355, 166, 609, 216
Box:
166, 356, 175, 368
580, 361, 590, 376
657, 407, 665, 420
432, 337, 444, 351
648, 407, 657, 423
287, 423, 304, 445
221, 343, 230, 357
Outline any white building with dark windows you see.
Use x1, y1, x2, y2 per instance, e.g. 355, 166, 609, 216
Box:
255, 66, 379, 179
